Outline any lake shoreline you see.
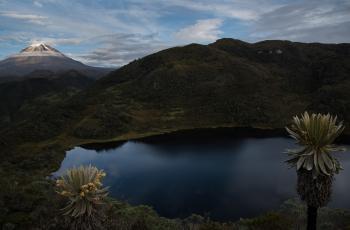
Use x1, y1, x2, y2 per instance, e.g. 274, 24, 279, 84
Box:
79, 126, 350, 150
79, 126, 286, 149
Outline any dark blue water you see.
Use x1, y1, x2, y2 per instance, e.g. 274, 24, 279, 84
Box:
54, 134, 350, 221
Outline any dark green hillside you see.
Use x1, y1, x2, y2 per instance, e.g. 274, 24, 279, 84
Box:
211, 39, 350, 92
0, 70, 93, 130
65, 39, 350, 140
73, 44, 289, 139
2, 38, 350, 150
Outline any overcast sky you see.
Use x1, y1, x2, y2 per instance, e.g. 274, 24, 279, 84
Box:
0, 0, 349, 67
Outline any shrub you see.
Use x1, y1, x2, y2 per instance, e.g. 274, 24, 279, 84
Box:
56, 165, 109, 229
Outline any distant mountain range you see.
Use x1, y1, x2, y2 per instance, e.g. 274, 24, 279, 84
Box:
0, 43, 113, 80
1, 38, 350, 152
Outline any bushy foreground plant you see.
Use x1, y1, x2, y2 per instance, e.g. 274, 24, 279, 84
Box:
56, 165, 109, 229
285, 112, 345, 230
286, 112, 345, 176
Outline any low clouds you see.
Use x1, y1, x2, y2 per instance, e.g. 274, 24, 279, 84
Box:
175, 19, 223, 43
75, 33, 169, 67
30, 38, 83, 46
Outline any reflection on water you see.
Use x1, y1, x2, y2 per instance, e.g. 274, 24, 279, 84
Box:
54, 133, 350, 221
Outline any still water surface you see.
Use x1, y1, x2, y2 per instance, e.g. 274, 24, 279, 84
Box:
54, 132, 350, 220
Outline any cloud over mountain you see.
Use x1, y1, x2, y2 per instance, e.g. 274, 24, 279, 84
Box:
175, 19, 223, 42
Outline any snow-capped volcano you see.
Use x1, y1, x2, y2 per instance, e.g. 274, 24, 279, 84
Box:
0, 43, 112, 80
15, 43, 66, 57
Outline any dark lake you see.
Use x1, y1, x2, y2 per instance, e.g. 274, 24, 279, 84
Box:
54, 130, 350, 221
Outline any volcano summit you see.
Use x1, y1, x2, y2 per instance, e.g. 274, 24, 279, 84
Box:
0, 43, 112, 80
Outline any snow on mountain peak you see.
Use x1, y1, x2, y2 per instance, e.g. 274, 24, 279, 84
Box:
13, 43, 65, 57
